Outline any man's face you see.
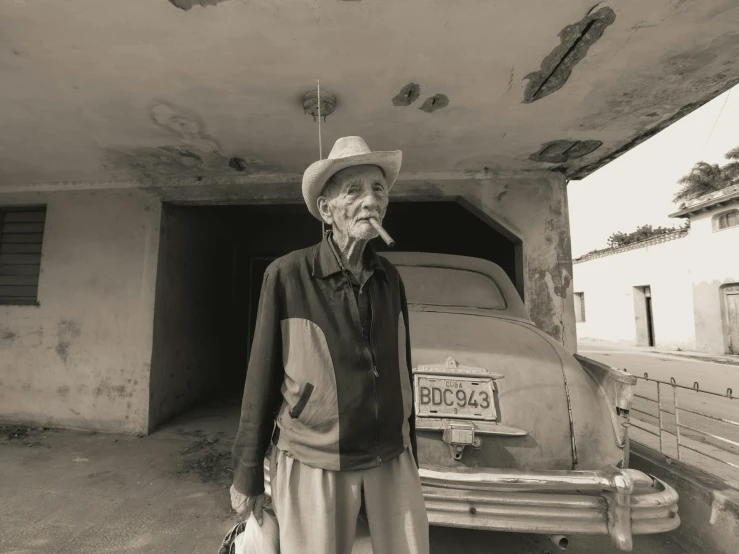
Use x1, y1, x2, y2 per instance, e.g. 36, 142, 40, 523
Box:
317, 165, 389, 241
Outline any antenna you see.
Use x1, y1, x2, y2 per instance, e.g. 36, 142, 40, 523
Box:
317, 80, 323, 161
318, 80, 325, 236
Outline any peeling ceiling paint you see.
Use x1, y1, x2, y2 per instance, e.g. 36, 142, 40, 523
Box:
392, 83, 421, 107
523, 7, 616, 103
418, 94, 450, 113
102, 101, 279, 183
169, 0, 231, 11
0, 0, 738, 186
530, 140, 603, 163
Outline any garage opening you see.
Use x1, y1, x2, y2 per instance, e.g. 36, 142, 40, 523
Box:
148, 201, 519, 432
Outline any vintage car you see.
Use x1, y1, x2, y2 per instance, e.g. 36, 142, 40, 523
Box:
266, 251, 680, 551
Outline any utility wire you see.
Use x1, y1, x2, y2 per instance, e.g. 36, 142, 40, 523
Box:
699, 88, 732, 159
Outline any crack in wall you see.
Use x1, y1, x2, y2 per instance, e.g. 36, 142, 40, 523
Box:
392, 83, 421, 106
523, 7, 616, 103
530, 140, 602, 163
169, 0, 230, 10
419, 94, 449, 113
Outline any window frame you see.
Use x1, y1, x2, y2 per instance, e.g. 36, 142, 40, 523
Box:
0, 205, 47, 307
396, 264, 508, 311
713, 209, 739, 232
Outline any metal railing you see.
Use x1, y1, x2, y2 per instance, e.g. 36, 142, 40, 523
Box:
629, 373, 739, 474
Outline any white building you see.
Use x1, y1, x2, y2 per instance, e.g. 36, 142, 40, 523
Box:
573, 184, 739, 355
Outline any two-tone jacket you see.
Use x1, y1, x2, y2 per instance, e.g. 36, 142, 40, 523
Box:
231, 232, 417, 496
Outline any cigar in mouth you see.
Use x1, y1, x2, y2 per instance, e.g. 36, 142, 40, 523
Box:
369, 218, 396, 248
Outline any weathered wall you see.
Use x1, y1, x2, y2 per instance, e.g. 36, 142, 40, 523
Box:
573, 236, 696, 351
688, 205, 739, 354
148, 204, 227, 432
0, 171, 578, 435
158, 171, 577, 351
0, 189, 161, 434
471, 173, 576, 351
451, 173, 577, 351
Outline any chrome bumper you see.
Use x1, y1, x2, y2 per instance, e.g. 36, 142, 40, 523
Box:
263, 461, 678, 552
419, 465, 679, 551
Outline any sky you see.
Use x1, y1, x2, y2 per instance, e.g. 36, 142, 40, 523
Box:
568, 83, 739, 258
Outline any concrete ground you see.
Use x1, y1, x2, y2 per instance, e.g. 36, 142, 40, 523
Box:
578, 341, 739, 487
0, 398, 691, 554
578, 339, 739, 368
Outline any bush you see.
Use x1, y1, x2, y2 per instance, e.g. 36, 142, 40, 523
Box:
579, 222, 689, 258
607, 224, 677, 248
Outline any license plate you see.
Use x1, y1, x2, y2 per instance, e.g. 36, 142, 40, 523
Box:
415, 375, 496, 420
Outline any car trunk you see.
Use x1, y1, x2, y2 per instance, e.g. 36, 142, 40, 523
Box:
409, 310, 577, 470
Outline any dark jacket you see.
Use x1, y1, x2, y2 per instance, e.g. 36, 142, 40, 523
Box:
232, 232, 417, 495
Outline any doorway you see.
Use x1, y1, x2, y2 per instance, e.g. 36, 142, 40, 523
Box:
724, 284, 739, 354
148, 201, 520, 431
633, 285, 655, 347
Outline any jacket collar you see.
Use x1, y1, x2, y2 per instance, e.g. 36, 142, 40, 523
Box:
312, 230, 387, 280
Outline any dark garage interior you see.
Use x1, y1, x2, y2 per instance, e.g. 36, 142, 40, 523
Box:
147, 201, 520, 432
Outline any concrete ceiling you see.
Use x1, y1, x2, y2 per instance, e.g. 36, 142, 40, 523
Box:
1, 0, 739, 187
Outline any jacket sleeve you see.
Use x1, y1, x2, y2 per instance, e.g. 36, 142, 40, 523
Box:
398, 275, 419, 468
231, 268, 284, 496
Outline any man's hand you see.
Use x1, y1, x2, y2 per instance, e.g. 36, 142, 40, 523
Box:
230, 484, 266, 525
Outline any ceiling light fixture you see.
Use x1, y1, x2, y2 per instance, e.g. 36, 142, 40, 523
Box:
303, 89, 336, 122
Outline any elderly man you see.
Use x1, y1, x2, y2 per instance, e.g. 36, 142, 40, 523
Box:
229, 136, 429, 554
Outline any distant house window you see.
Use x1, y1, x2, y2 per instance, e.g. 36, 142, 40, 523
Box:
574, 292, 586, 323
0, 206, 47, 305
714, 209, 739, 231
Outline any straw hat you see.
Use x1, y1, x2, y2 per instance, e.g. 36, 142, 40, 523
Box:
302, 136, 402, 221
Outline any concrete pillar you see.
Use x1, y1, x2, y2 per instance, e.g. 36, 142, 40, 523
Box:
391, 172, 577, 351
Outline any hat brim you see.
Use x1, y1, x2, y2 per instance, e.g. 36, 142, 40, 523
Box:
302, 150, 402, 221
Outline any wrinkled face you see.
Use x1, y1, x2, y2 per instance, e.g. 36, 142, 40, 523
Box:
317, 165, 389, 241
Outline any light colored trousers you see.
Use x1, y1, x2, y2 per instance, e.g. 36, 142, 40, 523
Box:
269, 446, 430, 554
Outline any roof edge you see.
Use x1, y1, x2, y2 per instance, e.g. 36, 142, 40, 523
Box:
669, 184, 739, 218
574, 229, 689, 264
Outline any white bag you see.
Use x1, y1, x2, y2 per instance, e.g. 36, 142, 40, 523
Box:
233, 511, 280, 554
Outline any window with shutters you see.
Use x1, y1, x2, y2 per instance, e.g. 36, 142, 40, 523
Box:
713, 209, 739, 232
0, 206, 46, 305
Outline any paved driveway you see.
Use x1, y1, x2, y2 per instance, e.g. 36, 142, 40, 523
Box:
0, 400, 691, 554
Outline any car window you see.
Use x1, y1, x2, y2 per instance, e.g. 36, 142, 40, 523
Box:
397, 265, 506, 310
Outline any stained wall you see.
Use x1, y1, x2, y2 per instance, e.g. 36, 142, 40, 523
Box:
0, 189, 161, 434
0, 170, 577, 433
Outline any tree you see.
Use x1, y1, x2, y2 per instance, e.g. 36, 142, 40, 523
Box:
673, 146, 739, 203
606, 224, 680, 248
723, 146, 739, 183
673, 161, 731, 203
579, 221, 689, 258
